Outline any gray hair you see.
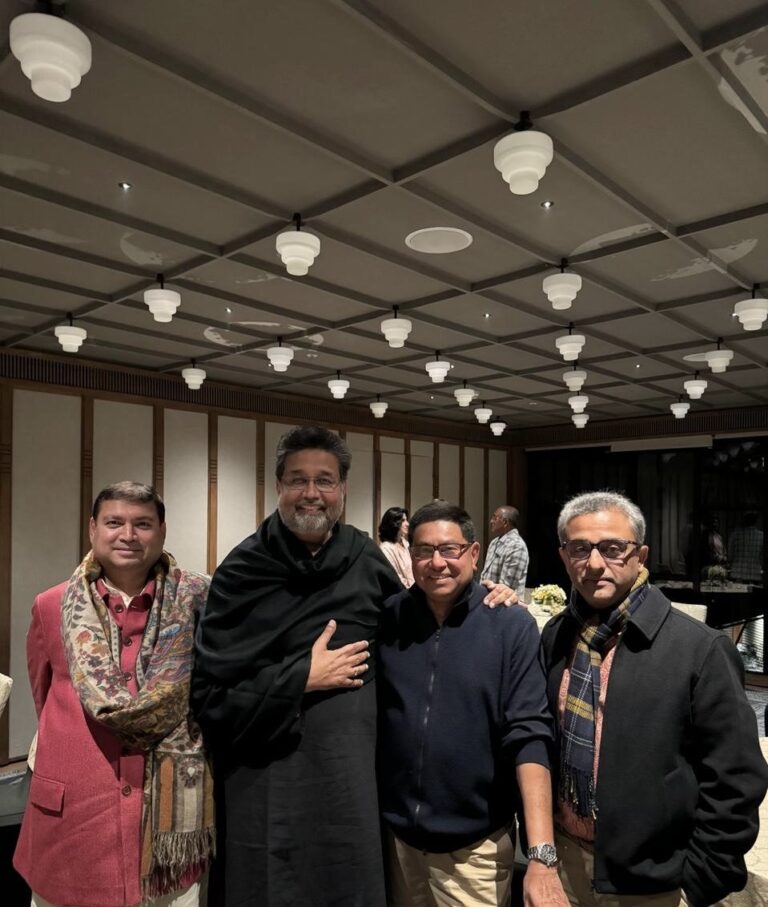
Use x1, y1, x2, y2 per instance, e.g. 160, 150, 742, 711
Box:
557, 491, 646, 544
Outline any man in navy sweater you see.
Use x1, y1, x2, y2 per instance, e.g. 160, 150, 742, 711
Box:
378, 501, 569, 907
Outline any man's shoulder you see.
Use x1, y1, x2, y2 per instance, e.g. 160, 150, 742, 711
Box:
35, 581, 69, 608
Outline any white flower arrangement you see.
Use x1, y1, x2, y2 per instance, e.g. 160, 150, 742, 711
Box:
531, 584, 567, 614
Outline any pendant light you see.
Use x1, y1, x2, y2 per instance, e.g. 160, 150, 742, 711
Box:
54, 312, 86, 352
733, 285, 767, 331
266, 337, 293, 372
555, 323, 585, 362
144, 274, 181, 323
182, 360, 206, 390
275, 213, 320, 276
572, 413, 589, 429
475, 401, 493, 424
489, 421, 506, 437
683, 372, 707, 400
380, 305, 413, 348
568, 394, 589, 414
10, 12, 92, 103
670, 397, 690, 419
542, 259, 582, 311
493, 111, 553, 195
454, 380, 477, 407
563, 364, 587, 393
328, 371, 349, 399
425, 351, 451, 383
370, 395, 388, 418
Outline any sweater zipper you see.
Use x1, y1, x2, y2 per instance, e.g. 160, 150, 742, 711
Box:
413, 626, 441, 829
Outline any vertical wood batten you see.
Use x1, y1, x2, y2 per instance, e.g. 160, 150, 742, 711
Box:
0, 385, 12, 759
80, 396, 93, 557
207, 414, 218, 574
153, 405, 164, 497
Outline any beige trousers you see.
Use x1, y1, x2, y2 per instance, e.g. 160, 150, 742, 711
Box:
387, 826, 515, 907
557, 832, 688, 907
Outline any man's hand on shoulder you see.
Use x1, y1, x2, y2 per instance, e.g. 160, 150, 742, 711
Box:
305, 620, 369, 692
523, 861, 570, 907
480, 579, 521, 609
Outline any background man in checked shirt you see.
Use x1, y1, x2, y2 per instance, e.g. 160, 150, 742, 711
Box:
480, 505, 529, 597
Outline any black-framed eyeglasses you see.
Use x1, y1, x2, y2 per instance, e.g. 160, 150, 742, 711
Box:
561, 538, 639, 562
410, 543, 473, 561
280, 475, 341, 492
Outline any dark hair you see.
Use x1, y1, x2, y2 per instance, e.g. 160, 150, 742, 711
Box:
275, 425, 352, 481
378, 507, 408, 543
92, 481, 165, 523
409, 502, 476, 544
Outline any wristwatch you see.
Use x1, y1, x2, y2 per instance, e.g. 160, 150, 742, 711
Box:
526, 843, 558, 868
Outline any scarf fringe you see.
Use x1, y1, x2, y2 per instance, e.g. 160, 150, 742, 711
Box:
143, 828, 217, 899
559, 765, 597, 819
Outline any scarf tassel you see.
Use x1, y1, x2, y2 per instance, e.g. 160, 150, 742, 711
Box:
143, 828, 217, 899
559, 765, 597, 820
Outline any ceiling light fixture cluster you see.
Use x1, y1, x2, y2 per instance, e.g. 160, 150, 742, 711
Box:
493, 111, 553, 195
276, 213, 320, 276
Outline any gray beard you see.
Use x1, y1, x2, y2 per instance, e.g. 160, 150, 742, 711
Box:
278, 498, 343, 539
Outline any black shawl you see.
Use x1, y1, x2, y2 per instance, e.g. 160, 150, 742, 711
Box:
191, 511, 401, 751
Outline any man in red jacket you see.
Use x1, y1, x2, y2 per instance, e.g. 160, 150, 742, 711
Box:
14, 481, 215, 907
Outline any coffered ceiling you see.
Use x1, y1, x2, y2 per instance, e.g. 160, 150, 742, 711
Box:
1, 0, 767, 431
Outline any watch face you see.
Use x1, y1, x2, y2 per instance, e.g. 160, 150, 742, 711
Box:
528, 843, 558, 866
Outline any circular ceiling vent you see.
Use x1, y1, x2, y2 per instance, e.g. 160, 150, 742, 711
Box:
405, 226, 473, 254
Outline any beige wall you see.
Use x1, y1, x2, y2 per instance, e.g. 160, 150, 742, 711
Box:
0, 386, 507, 759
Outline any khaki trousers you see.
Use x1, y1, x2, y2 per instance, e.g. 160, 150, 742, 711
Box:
557, 832, 688, 907
387, 826, 515, 907
32, 879, 202, 907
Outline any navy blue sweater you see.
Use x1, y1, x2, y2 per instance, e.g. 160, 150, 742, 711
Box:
377, 580, 553, 853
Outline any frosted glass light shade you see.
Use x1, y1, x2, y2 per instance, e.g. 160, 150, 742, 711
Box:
380, 316, 413, 348
703, 349, 733, 373
454, 386, 477, 407
670, 401, 690, 419
328, 377, 350, 399
684, 378, 707, 399
572, 413, 589, 429
475, 405, 493, 424
563, 369, 587, 392
490, 421, 506, 436
276, 229, 320, 276
10, 13, 92, 103
542, 272, 582, 310
568, 394, 589, 414
493, 130, 553, 195
55, 324, 86, 352
556, 333, 585, 361
370, 400, 388, 418
266, 345, 294, 372
733, 297, 768, 331
425, 357, 451, 382
182, 367, 206, 390
144, 288, 181, 323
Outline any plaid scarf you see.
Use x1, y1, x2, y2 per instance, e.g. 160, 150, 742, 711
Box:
61, 550, 216, 899
560, 567, 649, 818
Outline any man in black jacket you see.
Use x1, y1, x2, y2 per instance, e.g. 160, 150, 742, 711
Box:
542, 490, 767, 907
378, 501, 569, 907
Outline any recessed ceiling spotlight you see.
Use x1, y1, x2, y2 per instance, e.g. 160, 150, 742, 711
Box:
306, 351, 319, 359
484, 312, 491, 319
405, 227, 473, 254
429, 395, 435, 400
541, 200, 554, 209
635, 363, 641, 369
118, 181, 132, 191
225, 307, 232, 314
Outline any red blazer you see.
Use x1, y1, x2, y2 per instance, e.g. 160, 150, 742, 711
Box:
14, 583, 147, 907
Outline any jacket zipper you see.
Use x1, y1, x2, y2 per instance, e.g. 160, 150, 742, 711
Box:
413, 627, 441, 829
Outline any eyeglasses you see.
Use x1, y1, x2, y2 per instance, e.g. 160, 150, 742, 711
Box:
280, 475, 341, 492
561, 538, 639, 562
410, 543, 473, 561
